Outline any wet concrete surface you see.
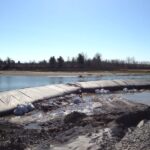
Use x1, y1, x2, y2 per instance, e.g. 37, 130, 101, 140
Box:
0, 90, 150, 150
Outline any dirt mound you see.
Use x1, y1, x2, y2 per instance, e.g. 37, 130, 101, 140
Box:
64, 111, 87, 124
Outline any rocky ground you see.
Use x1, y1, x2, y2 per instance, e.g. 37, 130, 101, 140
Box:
116, 120, 150, 150
0, 91, 150, 150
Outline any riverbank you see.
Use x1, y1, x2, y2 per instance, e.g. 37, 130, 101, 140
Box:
0, 92, 150, 150
0, 70, 150, 76
0, 71, 112, 77
0, 79, 150, 149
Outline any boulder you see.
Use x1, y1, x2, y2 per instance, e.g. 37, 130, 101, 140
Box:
13, 103, 35, 116
26, 103, 35, 111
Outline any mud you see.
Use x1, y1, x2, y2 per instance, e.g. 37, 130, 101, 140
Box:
0, 91, 150, 150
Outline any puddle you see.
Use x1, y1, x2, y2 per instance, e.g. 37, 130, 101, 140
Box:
123, 91, 150, 106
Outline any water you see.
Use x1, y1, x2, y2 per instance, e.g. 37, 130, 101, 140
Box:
123, 91, 150, 106
0, 74, 150, 92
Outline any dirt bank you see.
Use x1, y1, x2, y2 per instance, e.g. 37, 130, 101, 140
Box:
0, 92, 150, 150
0, 71, 112, 76
0, 70, 150, 76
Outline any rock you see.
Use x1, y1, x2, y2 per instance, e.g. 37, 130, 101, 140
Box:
13, 104, 28, 116
115, 143, 122, 149
103, 89, 110, 94
26, 103, 35, 111
95, 89, 100, 94
137, 120, 145, 128
14, 107, 25, 116
132, 88, 137, 93
21, 104, 29, 113
127, 128, 133, 133
95, 89, 110, 94
139, 89, 144, 92
123, 88, 128, 92
78, 75, 83, 78
13, 103, 35, 116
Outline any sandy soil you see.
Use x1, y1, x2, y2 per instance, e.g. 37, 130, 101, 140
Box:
0, 70, 149, 76
0, 71, 112, 76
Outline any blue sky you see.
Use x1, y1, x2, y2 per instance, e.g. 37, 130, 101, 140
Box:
0, 0, 150, 62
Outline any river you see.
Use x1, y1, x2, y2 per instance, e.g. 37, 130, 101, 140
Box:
0, 74, 150, 92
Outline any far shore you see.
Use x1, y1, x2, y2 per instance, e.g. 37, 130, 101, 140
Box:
0, 70, 150, 77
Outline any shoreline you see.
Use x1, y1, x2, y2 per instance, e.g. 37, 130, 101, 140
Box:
0, 91, 150, 149
0, 70, 150, 76
0, 71, 109, 77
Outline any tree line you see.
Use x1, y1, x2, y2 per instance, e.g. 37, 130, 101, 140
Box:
0, 53, 150, 71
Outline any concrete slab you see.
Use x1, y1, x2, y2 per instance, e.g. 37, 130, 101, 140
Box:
0, 79, 150, 114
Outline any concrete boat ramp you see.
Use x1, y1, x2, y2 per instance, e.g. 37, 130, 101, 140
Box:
0, 79, 150, 114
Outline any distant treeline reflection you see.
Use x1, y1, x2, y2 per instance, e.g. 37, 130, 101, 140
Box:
1, 53, 150, 71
